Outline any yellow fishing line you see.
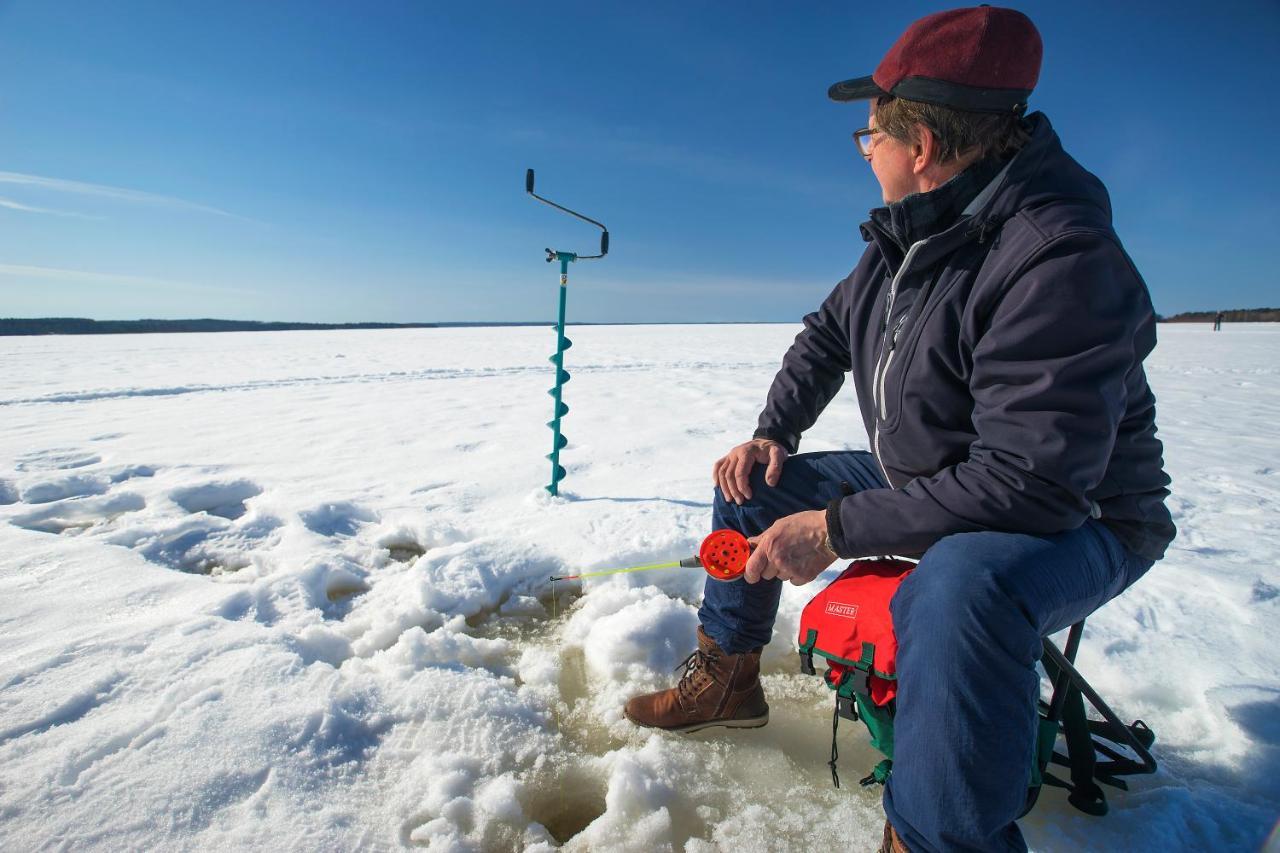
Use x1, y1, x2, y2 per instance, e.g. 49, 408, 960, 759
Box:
550, 560, 682, 581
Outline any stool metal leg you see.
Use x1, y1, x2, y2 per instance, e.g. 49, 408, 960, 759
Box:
1033, 619, 1158, 817
1041, 635, 1158, 779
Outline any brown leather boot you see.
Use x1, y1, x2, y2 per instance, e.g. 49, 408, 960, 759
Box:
877, 820, 909, 853
623, 626, 769, 733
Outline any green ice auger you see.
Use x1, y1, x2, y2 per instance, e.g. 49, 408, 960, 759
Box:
525, 168, 609, 496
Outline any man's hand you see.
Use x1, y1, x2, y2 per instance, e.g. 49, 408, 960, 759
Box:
744, 510, 837, 586
713, 438, 789, 505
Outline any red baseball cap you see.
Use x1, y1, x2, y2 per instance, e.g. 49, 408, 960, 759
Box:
829, 5, 1042, 114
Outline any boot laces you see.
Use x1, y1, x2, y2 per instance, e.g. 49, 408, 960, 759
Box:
675, 647, 723, 701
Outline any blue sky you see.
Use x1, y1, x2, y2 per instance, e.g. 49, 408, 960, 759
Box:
0, 0, 1276, 323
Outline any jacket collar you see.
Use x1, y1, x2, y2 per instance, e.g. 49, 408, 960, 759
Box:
866, 154, 1008, 253
858, 112, 1095, 266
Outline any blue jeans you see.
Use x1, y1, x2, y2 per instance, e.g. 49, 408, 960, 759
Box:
698, 451, 1153, 853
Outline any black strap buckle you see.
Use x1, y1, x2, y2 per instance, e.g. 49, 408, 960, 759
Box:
836, 695, 859, 721
799, 650, 816, 676
842, 666, 871, 697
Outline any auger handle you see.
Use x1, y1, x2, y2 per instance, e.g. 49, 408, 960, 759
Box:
525, 168, 609, 259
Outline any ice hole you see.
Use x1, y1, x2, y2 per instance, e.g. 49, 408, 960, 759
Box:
386, 542, 426, 564
522, 765, 607, 844
326, 581, 370, 603
184, 554, 251, 576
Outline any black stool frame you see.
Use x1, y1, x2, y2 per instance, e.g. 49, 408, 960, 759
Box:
1026, 619, 1158, 816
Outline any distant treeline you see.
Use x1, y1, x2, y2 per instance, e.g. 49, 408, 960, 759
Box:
0, 318, 551, 336
1159, 308, 1280, 323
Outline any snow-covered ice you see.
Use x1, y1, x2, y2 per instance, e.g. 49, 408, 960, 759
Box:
0, 323, 1276, 851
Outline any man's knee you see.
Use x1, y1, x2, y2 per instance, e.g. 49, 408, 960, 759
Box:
713, 458, 800, 517
891, 532, 1035, 642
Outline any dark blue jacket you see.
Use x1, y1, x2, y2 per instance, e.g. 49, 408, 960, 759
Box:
754, 113, 1175, 562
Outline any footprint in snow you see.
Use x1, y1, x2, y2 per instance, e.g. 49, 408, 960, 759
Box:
300, 501, 378, 537
12, 493, 147, 535
14, 448, 102, 472
216, 587, 281, 625
106, 511, 282, 576
19, 474, 110, 505
107, 464, 156, 484
1251, 580, 1279, 603
170, 480, 263, 521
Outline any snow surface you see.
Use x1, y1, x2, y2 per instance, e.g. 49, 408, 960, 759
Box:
0, 323, 1277, 851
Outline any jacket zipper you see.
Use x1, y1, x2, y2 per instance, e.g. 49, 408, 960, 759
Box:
872, 239, 927, 487
876, 318, 906, 420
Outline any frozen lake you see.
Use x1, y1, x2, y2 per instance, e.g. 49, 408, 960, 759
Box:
1, 323, 1277, 850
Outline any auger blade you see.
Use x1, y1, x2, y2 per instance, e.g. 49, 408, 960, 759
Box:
549, 401, 569, 417
551, 433, 568, 451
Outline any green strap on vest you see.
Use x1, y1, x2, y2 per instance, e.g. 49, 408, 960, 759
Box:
857, 695, 896, 759
826, 642, 894, 788
799, 629, 818, 676
859, 758, 893, 787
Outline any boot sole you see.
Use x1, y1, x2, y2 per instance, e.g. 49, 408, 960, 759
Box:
624, 709, 769, 734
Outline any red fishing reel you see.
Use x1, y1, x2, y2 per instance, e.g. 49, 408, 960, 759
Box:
699, 529, 752, 582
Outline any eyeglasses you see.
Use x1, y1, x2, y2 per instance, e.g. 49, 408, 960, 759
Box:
852, 127, 884, 159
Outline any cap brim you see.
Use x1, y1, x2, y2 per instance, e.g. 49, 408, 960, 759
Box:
828, 75, 886, 102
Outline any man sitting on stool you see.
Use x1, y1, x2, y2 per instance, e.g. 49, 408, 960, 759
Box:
623, 7, 1175, 852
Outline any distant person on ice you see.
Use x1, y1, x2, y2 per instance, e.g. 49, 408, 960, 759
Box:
1214, 311, 1224, 331
623, 7, 1174, 852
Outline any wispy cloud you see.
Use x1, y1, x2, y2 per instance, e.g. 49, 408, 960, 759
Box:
0, 171, 236, 218
0, 196, 100, 219
0, 263, 255, 296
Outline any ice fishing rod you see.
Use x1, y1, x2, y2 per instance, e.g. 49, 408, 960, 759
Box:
550, 529, 751, 583
525, 169, 610, 497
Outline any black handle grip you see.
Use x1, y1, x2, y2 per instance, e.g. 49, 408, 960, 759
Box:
525, 169, 535, 194
601, 231, 610, 255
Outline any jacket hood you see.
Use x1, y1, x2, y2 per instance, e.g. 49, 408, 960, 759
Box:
971, 112, 1114, 231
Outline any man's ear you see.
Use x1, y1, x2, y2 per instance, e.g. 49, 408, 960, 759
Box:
912, 124, 935, 175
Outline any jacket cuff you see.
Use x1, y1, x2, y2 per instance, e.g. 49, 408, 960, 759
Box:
752, 427, 799, 455
825, 496, 849, 558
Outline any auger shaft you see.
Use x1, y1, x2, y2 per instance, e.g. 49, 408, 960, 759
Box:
546, 253, 574, 495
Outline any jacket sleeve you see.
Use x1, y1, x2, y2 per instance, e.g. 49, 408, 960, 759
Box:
828, 232, 1154, 557
753, 277, 854, 453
